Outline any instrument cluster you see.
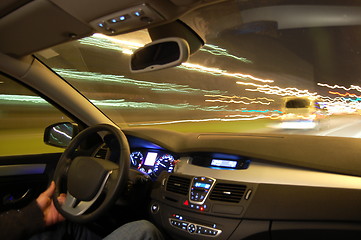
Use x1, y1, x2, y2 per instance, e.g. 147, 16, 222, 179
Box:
130, 149, 177, 179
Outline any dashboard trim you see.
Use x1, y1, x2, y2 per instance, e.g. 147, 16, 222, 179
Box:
175, 157, 361, 190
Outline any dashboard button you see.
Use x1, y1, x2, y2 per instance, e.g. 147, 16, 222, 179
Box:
188, 224, 196, 233
150, 202, 160, 214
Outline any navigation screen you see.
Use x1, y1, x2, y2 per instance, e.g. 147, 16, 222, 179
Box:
144, 152, 158, 166
194, 182, 211, 189
211, 159, 237, 168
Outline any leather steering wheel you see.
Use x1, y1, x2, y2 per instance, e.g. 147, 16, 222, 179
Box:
53, 124, 130, 223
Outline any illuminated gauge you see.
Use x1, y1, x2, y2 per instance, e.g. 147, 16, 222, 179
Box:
153, 153, 175, 177
130, 151, 143, 169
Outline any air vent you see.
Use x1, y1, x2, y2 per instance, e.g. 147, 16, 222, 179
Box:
95, 147, 108, 159
210, 183, 246, 203
166, 175, 191, 195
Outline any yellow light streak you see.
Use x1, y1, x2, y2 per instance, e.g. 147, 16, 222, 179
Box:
181, 63, 274, 83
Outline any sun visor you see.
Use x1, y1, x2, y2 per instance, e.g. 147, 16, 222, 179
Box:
0, 0, 93, 57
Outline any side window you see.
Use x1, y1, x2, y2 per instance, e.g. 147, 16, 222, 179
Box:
0, 74, 72, 156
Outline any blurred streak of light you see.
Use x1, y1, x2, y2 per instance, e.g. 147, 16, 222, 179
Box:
205, 95, 274, 105
227, 112, 282, 118
329, 91, 361, 98
318, 83, 361, 93
239, 81, 317, 97
344, 97, 361, 102
53, 127, 73, 139
272, 121, 317, 130
245, 88, 316, 97
205, 95, 274, 101
129, 115, 268, 126
241, 109, 282, 113
93, 34, 252, 62
93, 33, 144, 48
201, 44, 253, 63
80, 35, 259, 83
90, 99, 238, 111
54, 69, 226, 95
0, 94, 48, 104
319, 96, 346, 102
206, 99, 271, 105
80, 35, 253, 64
1, 94, 259, 112
180, 63, 274, 83
79, 37, 135, 55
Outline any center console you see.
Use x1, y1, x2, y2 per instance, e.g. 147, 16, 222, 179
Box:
150, 173, 257, 239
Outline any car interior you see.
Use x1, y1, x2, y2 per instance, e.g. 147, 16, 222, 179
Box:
1, 0, 361, 239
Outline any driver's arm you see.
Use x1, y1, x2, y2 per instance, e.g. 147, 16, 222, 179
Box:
0, 199, 45, 240
0, 181, 65, 240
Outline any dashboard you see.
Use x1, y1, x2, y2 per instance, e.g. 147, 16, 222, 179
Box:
93, 129, 361, 239
130, 149, 177, 179
120, 128, 361, 240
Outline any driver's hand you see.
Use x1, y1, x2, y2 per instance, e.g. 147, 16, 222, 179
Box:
36, 181, 66, 226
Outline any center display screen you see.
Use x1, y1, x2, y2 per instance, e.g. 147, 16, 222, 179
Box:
194, 182, 211, 189
211, 159, 237, 168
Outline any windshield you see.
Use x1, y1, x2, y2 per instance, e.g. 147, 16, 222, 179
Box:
37, 0, 361, 137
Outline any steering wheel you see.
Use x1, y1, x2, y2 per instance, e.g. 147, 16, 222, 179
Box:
52, 124, 130, 223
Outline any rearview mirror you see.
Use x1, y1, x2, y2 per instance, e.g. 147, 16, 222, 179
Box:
130, 37, 189, 73
44, 122, 79, 148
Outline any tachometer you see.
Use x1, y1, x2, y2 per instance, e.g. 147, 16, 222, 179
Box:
153, 153, 175, 177
130, 151, 143, 169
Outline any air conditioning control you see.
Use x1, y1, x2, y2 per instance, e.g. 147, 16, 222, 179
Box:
189, 176, 216, 205
169, 214, 222, 237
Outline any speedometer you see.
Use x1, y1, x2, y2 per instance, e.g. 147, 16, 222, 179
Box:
130, 151, 143, 169
153, 153, 175, 177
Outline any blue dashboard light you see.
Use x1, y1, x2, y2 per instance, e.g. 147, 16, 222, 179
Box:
98, 23, 104, 28
119, 16, 126, 21
134, 11, 141, 16
209, 166, 236, 170
111, 19, 117, 23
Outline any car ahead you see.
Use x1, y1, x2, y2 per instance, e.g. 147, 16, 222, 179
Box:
274, 96, 328, 130
1, 0, 361, 240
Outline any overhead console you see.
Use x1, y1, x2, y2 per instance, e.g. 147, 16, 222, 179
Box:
89, 4, 164, 35
0, 0, 220, 57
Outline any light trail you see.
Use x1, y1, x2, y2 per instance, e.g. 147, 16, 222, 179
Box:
201, 44, 252, 63
329, 91, 361, 98
78, 37, 136, 55
0, 94, 263, 112
205, 95, 274, 102
129, 115, 268, 126
85, 34, 253, 62
0, 94, 48, 104
180, 63, 274, 83
205, 94, 274, 105
78, 34, 266, 84
52, 126, 73, 140
318, 83, 361, 93
54, 68, 226, 95
237, 81, 317, 97
206, 99, 271, 105
80, 35, 254, 68
90, 99, 238, 111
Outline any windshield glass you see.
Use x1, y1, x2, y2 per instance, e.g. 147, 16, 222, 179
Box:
37, 0, 361, 137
